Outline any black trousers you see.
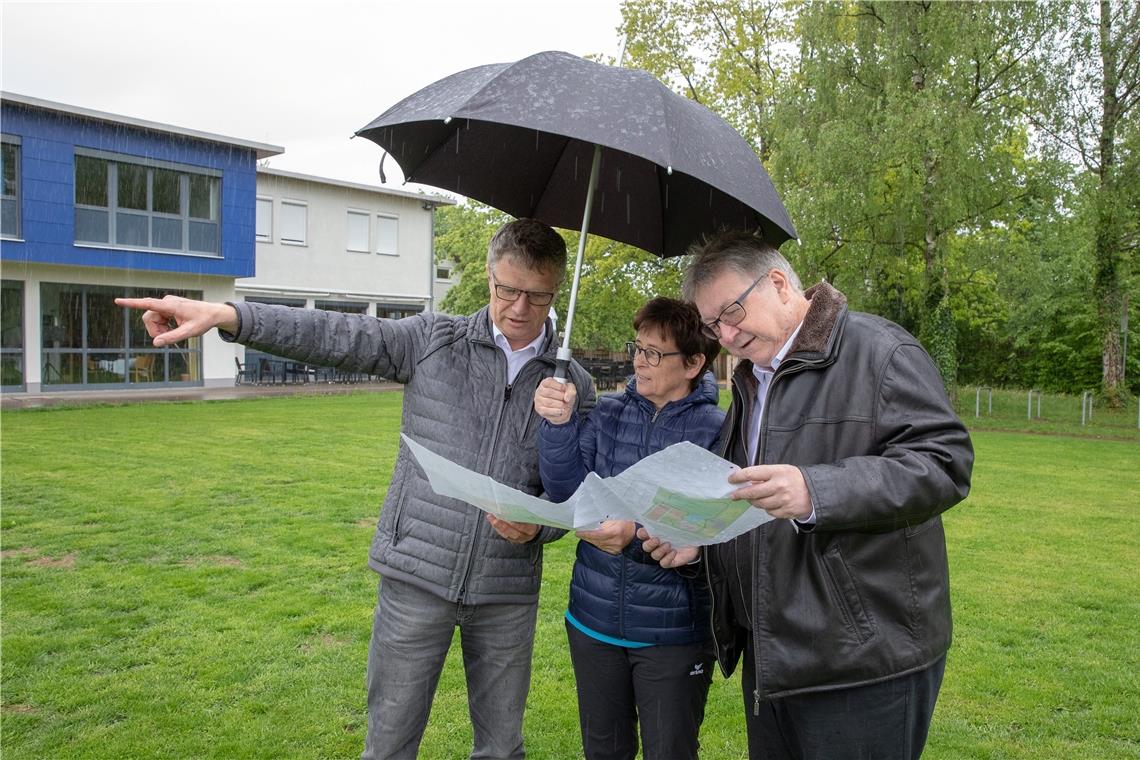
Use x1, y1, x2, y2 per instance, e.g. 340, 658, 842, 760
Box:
742, 641, 947, 760
565, 620, 715, 760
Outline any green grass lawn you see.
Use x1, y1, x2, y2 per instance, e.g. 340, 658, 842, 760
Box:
2, 393, 1138, 758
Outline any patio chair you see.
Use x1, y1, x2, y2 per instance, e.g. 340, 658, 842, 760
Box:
285, 362, 316, 384
234, 357, 258, 384
130, 354, 156, 383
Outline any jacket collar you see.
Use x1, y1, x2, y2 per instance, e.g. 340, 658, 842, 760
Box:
624, 369, 721, 414
731, 280, 848, 384
470, 305, 558, 360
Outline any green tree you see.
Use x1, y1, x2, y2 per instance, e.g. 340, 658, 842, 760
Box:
621, 1, 1061, 394
1032, 0, 1139, 405
436, 202, 510, 316
777, 1, 1059, 391
560, 234, 687, 349
435, 202, 683, 350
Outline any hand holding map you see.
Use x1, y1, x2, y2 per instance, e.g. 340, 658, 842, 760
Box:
401, 435, 774, 547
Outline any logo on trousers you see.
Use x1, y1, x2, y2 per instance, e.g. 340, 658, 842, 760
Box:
689, 662, 705, 676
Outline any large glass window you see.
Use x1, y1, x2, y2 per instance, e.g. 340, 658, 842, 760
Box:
315, 299, 369, 314
1, 280, 24, 389
376, 303, 423, 320
1, 138, 20, 239
40, 283, 203, 387
74, 152, 221, 254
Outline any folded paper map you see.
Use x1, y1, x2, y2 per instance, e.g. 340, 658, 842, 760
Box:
401, 435, 774, 547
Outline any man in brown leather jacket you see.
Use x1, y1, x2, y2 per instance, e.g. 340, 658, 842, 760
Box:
641, 230, 973, 759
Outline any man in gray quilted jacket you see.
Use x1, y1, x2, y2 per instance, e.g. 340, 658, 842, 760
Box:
117, 218, 597, 760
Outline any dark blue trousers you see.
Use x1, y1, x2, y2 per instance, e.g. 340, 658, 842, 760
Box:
742, 644, 946, 760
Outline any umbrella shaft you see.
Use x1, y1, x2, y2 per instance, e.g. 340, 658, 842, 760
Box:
561, 144, 602, 354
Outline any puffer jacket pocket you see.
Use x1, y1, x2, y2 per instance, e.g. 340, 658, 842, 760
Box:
386, 458, 413, 547
821, 543, 877, 644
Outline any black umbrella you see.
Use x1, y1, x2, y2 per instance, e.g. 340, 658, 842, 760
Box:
356, 50, 797, 376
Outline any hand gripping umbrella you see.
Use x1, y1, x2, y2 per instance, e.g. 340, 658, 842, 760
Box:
356, 50, 797, 380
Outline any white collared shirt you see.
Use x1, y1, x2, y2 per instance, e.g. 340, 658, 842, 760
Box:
745, 321, 818, 528
746, 322, 803, 464
492, 322, 547, 384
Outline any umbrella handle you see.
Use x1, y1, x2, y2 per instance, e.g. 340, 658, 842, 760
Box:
553, 347, 572, 383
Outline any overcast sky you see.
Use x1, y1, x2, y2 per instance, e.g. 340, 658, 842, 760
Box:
1, 0, 625, 196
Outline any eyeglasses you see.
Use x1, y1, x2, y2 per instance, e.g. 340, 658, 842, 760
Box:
490, 271, 556, 307
626, 341, 684, 367
699, 272, 769, 340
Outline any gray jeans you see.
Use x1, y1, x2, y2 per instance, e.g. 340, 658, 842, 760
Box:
361, 576, 539, 760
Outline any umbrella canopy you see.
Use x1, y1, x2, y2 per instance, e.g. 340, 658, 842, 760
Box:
356, 50, 797, 259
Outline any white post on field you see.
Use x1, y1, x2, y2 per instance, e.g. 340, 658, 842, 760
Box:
1027, 389, 1042, 420
975, 386, 992, 418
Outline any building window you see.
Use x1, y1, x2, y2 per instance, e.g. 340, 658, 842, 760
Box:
346, 210, 370, 252
1, 138, 20, 239
1, 279, 24, 389
315, 299, 369, 314
376, 302, 423, 320
435, 265, 452, 280
376, 214, 398, 255
280, 200, 307, 245
40, 283, 203, 387
73, 152, 221, 255
256, 197, 273, 242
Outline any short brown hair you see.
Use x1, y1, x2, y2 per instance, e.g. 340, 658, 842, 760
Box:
633, 297, 721, 388
487, 218, 567, 280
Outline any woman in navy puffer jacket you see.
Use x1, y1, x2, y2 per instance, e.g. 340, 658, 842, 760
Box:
533, 297, 724, 760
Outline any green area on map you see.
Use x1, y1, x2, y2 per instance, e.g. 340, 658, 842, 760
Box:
644, 488, 750, 540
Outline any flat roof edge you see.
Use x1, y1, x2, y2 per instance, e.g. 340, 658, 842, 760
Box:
257, 166, 456, 205
1, 91, 286, 160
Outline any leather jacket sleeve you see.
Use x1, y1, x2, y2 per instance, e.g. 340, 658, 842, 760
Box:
800, 343, 973, 533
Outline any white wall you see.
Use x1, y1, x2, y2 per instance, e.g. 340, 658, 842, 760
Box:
433, 258, 458, 313
245, 170, 438, 309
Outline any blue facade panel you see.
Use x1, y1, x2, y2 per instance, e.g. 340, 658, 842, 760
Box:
0, 101, 257, 278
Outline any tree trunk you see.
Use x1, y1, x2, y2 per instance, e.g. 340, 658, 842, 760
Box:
1096, 0, 1125, 406
919, 151, 958, 396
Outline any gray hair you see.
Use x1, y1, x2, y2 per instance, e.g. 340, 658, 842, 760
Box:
681, 230, 801, 302
487, 218, 567, 280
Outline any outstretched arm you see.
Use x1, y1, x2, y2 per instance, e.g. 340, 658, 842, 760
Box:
115, 296, 237, 347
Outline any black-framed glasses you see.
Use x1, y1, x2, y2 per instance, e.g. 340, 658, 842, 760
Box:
700, 272, 769, 340
490, 271, 556, 307
626, 341, 684, 367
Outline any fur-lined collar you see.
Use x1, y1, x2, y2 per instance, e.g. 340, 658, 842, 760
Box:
731, 280, 848, 380
790, 281, 847, 356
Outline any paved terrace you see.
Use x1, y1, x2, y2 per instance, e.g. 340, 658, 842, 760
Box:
1, 381, 403, 410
